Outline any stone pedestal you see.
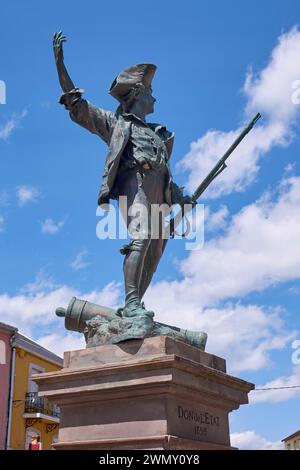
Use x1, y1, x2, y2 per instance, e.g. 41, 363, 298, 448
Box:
35, 336, 254, 450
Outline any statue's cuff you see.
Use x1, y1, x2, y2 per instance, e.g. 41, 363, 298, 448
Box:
58, 88, 85, 109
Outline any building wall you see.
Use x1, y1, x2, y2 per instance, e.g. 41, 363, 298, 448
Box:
9, 346, 62, 450
284, 435, 300, 450
0, 330, 13, 450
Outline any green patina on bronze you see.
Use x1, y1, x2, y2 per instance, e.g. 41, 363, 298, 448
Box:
56, 298, 207, 351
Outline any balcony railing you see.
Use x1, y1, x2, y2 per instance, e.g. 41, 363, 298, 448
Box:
24, 392, 60, 418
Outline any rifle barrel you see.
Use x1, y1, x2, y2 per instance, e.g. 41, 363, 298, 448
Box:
163, 112, 261, 244
192, 113, 261, 201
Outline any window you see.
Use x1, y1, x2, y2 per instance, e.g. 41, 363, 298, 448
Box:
28, 363, 45, 392
25, 427, 41, 450
0, 340, 5, 365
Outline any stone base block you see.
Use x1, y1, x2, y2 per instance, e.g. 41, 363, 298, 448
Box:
35, 336, 254, 450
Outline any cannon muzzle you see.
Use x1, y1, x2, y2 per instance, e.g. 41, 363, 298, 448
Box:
56, 297, 116, 332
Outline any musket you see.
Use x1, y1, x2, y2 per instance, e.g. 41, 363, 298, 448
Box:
164, 112, 261, 243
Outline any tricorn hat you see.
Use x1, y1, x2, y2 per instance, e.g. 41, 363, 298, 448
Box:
109, 63, 157, 102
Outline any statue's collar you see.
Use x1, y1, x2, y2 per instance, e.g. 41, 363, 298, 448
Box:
122, 112, 147, 126
115, 106, 147, 126
115, 107, 169, 137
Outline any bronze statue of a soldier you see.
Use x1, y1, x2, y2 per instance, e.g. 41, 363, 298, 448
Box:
53, 32, 192, 320
53, 32, 259, 349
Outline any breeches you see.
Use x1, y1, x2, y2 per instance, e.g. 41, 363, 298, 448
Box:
117, 165, 169, 302
118, 165, 168, 251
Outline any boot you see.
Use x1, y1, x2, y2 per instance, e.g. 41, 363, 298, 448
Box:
122, 300, 154, 318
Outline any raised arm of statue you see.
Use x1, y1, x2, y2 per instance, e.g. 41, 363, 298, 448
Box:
53, 31, 115, 144
53, 31, 75, 92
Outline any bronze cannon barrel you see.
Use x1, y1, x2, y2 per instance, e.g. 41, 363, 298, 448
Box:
56, 297, 207, 350
56, 297, 116, 332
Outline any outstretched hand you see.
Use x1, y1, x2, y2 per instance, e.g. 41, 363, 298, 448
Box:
53, 31, 66, 63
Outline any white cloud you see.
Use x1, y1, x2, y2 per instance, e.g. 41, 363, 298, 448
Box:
41, 218, 65, 235
70, 250, 90, 271
194, 304, 295, 372
41, 101, 51, 109
9, 171, 296, 372
144, 174, 300, 371
178, 27, 300, 199
284, 163, 296, 175
180, 175, 300, 304
0, 109, 27, 141
0, 121, 16, 141
20, 270, 57, 294
245, 26, 300, 123
0, 216, 4, 232
0, 280, 122, 356
288, 286, 300, 294
0, 285, 78, 335
250, 365, 300, 404
37, 331, 85, 358
231, 430, 282, 450
16, 185, 40, 206
4, 276, 292, 373
206, 205, 229, 232
145, 285, 295, 372
0, 191, 10, 207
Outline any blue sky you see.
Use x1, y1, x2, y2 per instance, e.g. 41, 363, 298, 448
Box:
1, 0, 300, 449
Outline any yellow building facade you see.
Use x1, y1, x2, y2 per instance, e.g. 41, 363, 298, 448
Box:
7, 333, 63, 450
